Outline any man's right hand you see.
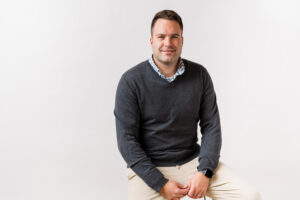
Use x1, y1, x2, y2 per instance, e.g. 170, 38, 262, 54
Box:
159, 180, 189, 200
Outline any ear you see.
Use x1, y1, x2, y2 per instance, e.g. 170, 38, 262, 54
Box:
150, 37, 153, 45
182, 36, 184, 45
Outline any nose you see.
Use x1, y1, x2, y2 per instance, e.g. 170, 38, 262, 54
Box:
164, 37, 172, 47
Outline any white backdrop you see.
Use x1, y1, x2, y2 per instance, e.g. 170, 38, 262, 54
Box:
1, 0, 300, 199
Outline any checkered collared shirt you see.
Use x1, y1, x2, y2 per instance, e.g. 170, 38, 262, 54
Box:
148, 56, 185, 82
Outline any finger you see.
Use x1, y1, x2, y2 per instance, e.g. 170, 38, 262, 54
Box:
187, 183, 191, 190
191, 193, 199, 199
198, 188, 207, 196
188, 186, 195, 197
202, 190, 207, 198
176, 187, 189, 196
190, 188, 201, 198
176, 182, 188, 189
195, 190, 206, 199
195, 192, 202, 197
195, 194, 203, 199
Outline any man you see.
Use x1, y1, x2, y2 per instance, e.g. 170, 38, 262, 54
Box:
114, 10, 261, 200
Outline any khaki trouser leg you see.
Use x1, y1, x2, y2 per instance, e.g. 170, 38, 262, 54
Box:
127, 158, 261, 200
206, 162, 261, 200
127, 167, 164, 200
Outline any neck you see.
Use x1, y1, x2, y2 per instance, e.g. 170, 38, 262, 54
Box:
153, 58, 179, 78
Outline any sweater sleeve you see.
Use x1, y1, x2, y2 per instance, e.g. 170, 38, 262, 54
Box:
114, 74, 168, 192
197, 68, 222, 173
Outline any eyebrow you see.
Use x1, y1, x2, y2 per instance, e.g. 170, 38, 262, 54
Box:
155, 33, 181, 37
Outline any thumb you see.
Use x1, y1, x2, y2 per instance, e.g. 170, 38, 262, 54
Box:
176, 182, 188, 189
187, 182, 191, 190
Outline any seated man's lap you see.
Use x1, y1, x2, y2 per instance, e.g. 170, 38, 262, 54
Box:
127, 159, 261, 200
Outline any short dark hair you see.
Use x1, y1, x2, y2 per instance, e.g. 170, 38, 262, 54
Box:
151, 10, 183, 35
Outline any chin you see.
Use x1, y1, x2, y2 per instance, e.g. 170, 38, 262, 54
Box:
162, 61, 175, 66
163, 56, 174, 61
155, 55, 177, 66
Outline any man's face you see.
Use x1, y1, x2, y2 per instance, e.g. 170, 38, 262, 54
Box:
150, 19, 183, 67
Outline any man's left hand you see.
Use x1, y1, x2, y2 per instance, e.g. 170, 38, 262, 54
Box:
187, 172, 210, 199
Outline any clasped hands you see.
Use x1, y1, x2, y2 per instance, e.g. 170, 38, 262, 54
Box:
159, 172, 209, 200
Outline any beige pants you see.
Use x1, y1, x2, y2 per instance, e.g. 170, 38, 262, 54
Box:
127, 158, 261, 200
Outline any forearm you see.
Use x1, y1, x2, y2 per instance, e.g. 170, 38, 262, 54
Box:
198, 68, 222, 172
198, 110, 222, 172
131, 158, 168, 192
115, 118, 168, 191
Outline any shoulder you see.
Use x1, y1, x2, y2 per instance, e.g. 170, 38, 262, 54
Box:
117, 60, 149, 91
182, 58, 210, 77
121, 60, 149, 82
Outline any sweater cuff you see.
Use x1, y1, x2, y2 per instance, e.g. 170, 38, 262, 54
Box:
153, 176, 169, 192
131, 164, 169, 192
197, 157, 214, 172
143, 168, 169, 192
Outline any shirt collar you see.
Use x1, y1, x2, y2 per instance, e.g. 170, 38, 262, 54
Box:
148, 56, 185, 82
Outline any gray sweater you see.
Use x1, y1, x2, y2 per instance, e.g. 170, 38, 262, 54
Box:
114, 59, 222, 192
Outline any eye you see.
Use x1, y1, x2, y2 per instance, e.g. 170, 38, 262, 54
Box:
158, 36, 164, 39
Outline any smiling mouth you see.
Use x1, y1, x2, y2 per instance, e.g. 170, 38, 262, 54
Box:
162, 50, 175, 54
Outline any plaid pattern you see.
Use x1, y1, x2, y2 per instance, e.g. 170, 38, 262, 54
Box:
148, 56, 185, 82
